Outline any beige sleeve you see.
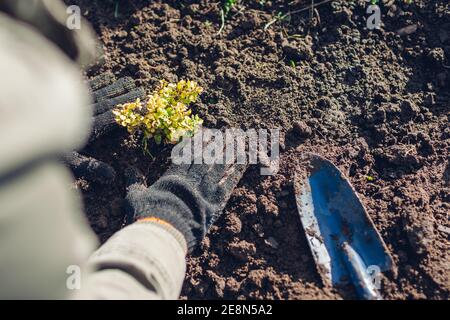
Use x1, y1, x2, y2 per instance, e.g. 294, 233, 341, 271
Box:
0, 161, 98, 299
0, 160, 187, 300
75, 222, 187, 300
0, 13, 93, 177
0, 12, 97, 299
0, 13, 187, 300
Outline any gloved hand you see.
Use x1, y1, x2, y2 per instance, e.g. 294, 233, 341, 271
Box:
88, 72, 145, 143
0, 1, 134, 186
63, 151, 117, 185
124, 132, 247, 251
63, 73, 146, 184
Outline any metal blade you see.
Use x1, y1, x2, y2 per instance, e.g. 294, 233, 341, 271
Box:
294, 153, 394, 298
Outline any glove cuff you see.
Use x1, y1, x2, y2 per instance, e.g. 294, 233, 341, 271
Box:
135, 206, 198, 251
136, 217, 188, 254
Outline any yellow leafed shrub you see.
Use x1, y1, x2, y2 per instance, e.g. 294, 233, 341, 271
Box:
113, 80, 203, 145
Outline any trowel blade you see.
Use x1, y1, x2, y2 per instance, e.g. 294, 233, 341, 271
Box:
294, 153, 394, 298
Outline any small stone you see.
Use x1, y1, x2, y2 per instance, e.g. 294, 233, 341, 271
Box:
179, 47, 189, 58
396, 24, 418, 36
123, 42, 134, 53
206, 271, 225, 297
265, 237, 279, 249
437, 225, 450, 235
116, 30, 128, 39
228, 240, 256, 262
225, 278, 241, 293
129, 31, 139, 40
225, 213, 242, 234
247, 269, 266, 288
194, 282, 209, 295
400, 100, 420, 119
129, 15, 142, 26
200, 237, 211, 251
393, 196, 403, 208
316, 97, 334, 110
281, 38, 313, 61
292, 121, 312, 138
257, 195, 279, 216
427, 48, 445, 65
252, 224, 264, 237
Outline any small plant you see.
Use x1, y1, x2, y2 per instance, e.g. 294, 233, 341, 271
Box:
223, 0, 237, 15
113, 80, 203, 146
217, 0, 238, 35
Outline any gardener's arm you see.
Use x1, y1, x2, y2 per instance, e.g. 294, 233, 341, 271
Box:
0, 11, 99, 299
1, 0, 246, 300
77, 140, 247, 299
0, 5, 188, 300
76, 221, 187, 299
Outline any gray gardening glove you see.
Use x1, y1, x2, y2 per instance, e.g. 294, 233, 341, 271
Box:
124, 132, 247, 251
63, 73, 146, 184
63, 151, 117, 185
0, 1, 129, 185
88, 72, 145, 143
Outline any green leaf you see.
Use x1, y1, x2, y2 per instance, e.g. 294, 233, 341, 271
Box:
154, 134, 162, 145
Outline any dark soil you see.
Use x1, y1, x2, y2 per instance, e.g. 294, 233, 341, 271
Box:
68, 0, 449, 299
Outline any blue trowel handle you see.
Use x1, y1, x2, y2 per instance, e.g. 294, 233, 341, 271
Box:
341, 242, 382, 300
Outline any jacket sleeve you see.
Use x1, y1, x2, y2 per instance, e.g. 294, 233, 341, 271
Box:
0, 12, 97, 299
76, 222, 187, 300
0, 12, 187, 300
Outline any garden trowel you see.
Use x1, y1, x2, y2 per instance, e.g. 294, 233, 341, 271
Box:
293, 154, 394, 299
